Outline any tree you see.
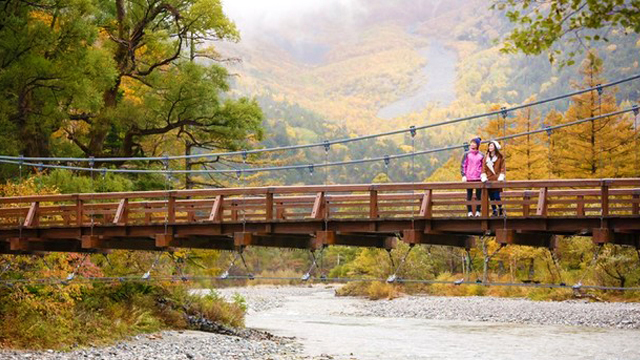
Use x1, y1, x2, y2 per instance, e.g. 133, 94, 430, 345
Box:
0, 0, 116, 158
495, 0, 640, 66
547, 52, 637, 178
505, 96, 550, 180
0, 0, 263, 172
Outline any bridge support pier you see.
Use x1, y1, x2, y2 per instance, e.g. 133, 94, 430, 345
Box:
593, 228, 640, 247
403, 230, 475, 249
496, 230, 556, 249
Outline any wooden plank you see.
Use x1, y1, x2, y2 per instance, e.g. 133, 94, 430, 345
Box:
167, 194, 176, 223
496, 229, 554, 248
76, 198, 84, 226
481, 188, 489, 217
275, 202, 286, 220
234, 232, 252, 247
536, 188, 548, 216
522, 192, 531, 217
310, 192, 325, 219
601, 184, 609, 216
82, 235, 102, 249
23, 202, 39, 227
369, 190, 378, 219
314, 230, 335, 250
9, 238, 29, 251
209, 195, 224, 222
419, 190, 433, 218
265, 192, 274, 221
576, 195, 585, 216
592, 228, 613, 244
155, 234, 174, 248
113, 198, 128, 225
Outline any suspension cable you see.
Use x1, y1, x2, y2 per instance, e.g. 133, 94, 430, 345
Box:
2, 74, 639, 164
3, 106, 637, 175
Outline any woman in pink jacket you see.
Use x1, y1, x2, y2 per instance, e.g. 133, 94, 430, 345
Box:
460, 137, 484, 217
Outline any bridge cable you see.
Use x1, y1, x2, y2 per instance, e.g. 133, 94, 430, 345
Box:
3, 73, 640, 164
63, 253, 89, 284
547, 247, 567, 287
4, 106, 636, 175
142, 252, 163, 280
387, 243, 414, 283
4, 272, 640, 291
573, 244, 603, 291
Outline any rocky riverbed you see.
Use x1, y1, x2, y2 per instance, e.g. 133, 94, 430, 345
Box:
0, 330, 341, 360
343, 294, 640, 329
4, 285, 640, 359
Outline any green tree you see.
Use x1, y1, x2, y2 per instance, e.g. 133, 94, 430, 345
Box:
495, 0, 640, 66
0, 0, 115, 158
0, 0, 263, 174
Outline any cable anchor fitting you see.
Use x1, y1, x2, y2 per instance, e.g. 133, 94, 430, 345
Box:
596, 84, 603, 96
500, 107, 508, 119
632, 104, 639, 116
409, 125, 417, 138
323, 140, 330, 152
384, 155, 390, 168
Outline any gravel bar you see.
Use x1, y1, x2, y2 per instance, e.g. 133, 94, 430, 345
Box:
0, 331, 342, 360
342, 294, 640, 329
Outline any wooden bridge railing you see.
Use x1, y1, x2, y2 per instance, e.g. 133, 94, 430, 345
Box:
0, 179, 638, 229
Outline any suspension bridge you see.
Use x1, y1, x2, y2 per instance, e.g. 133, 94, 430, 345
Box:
1, 178, 638, 255
0, 74, 639, 288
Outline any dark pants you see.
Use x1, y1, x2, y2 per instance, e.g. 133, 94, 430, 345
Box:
466, 184, 481, 212
489, 189, 503, 215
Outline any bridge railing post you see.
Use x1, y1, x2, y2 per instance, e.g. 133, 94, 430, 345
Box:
536, 187, 548, 216
167, 192, 176, 223
311, 191, 326, 220
633, 193, 639, 215
522, 191, 531, 217
601, 182, 609, 216
266, 192, 274, 221
481, 186, 489, 217
369, 190, 378, 219
76, 197, 84, 226
577, 195, 585, 217
24, 201, 39, 227
113, 198, 129, 225
419, 189, 432, 218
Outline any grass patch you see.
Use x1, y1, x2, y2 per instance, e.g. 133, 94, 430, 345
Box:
0, 282, 245, 350
336, 281, 401, 300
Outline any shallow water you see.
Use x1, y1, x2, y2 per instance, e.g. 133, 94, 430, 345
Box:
247, 288, 640, 360
377, 39, 457, 120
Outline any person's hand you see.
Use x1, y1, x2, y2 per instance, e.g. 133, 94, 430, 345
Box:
498, 173, 505, 181
462, 176, 467, 182
481, 174, 488, 183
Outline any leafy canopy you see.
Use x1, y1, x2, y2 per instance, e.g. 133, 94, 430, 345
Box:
494, 0, 640, 66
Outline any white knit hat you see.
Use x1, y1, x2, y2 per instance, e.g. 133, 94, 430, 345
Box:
489, 140, 501, 150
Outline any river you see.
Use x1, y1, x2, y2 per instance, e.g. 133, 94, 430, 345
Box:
377, 40, 457, 120
246, 287, 640, 359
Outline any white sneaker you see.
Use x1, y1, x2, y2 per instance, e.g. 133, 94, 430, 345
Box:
467, 212, 474, 217
475, 211, 481, 217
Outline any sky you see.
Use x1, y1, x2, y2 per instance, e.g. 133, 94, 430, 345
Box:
222, 0, 363, 38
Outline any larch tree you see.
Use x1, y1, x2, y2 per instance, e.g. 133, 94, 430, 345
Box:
547, 51, 637, 178
506, 96, 550, 180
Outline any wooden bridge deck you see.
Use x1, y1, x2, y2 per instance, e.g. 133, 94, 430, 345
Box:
1, 179, 639, 254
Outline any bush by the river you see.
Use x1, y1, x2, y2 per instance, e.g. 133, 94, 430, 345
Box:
0, 281, 246, 350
